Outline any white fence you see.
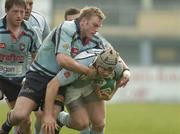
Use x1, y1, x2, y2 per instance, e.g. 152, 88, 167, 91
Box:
110, 66, 180, 103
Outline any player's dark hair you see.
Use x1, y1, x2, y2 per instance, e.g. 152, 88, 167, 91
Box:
64, 8, 80, 20
5, 0, 26, 11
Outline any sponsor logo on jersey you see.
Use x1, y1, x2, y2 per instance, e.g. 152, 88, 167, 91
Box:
19, 43, 25, 51
0, 43, 6, 48
0, 54, 24, 62
0, 65, 23, 74
64, 71, 71, 78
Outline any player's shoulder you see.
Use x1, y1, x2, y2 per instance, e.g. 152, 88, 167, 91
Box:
30, 11, 47, 24
61, 20, 77, 35
31, 11, 45, 20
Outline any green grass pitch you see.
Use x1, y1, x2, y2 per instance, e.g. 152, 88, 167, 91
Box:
0, 102, 180, 134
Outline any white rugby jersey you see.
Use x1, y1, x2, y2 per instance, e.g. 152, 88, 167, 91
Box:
55, 49, 123, 87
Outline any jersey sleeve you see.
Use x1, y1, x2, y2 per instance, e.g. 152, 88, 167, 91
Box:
54, 22, 75, 56
56, 50, 97, 86
56, 69, 80, 87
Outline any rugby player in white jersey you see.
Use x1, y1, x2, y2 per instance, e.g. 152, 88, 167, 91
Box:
24, 0, 50, 42
42, 48, 130, 134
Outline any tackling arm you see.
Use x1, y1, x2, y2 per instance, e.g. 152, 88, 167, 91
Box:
56, 53, 97, 79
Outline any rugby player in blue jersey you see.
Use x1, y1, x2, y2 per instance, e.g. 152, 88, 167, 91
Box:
0, 7, 129, 134
0, 0, 40, 133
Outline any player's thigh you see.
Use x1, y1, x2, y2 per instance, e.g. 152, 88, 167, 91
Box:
85, 93, 105, 122
13, 96, 37, 117
67, 98, 89, 126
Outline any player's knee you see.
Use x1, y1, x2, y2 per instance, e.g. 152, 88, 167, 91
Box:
72, 118, 89, 130
12, 110, 29, 122
92, 118, 105, 131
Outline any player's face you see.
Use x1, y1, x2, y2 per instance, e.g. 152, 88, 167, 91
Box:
97, 66, 114, 78
6, 5, 25, 27
66, 13, 80, 21
82, 16, 102, 39
24, 0, 33, 20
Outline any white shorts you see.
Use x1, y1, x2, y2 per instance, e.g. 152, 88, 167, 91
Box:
65, 83, 94, 105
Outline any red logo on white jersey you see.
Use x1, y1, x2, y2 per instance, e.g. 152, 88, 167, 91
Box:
64, 71, 71, 78
0, 43, 6, 48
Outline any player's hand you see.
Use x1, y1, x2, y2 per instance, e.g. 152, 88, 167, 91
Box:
94, 84, 111, 100
42, 114, 58, 134
117, 70, 131, 88
86, 67, 97, 79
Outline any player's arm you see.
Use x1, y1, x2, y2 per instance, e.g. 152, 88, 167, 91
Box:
57, 53, 96, 78
117, 56, 130, 88
55, 23, 96, 78
43, 69, 79, 133
43, 77, 60, 134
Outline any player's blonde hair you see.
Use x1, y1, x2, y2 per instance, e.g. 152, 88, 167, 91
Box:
78, 7, 106, 21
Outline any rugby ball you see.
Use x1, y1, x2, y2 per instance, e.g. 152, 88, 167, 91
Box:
94, 78, 117, 100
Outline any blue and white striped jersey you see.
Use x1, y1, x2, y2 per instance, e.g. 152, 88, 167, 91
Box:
30, 20, 112, 77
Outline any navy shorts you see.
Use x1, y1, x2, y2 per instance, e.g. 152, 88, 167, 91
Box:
19, 71, 65, 110
0, 76, 24, 102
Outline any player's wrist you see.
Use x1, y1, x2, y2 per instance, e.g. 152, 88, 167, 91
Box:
122, 69, 131, 79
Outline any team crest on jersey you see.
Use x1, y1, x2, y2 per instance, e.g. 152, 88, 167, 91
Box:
19, 43, 25, 51
0, 43, 6, 48
64, 71, 71, 78
63, 43, 69, 49
71, 47, 79, 56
